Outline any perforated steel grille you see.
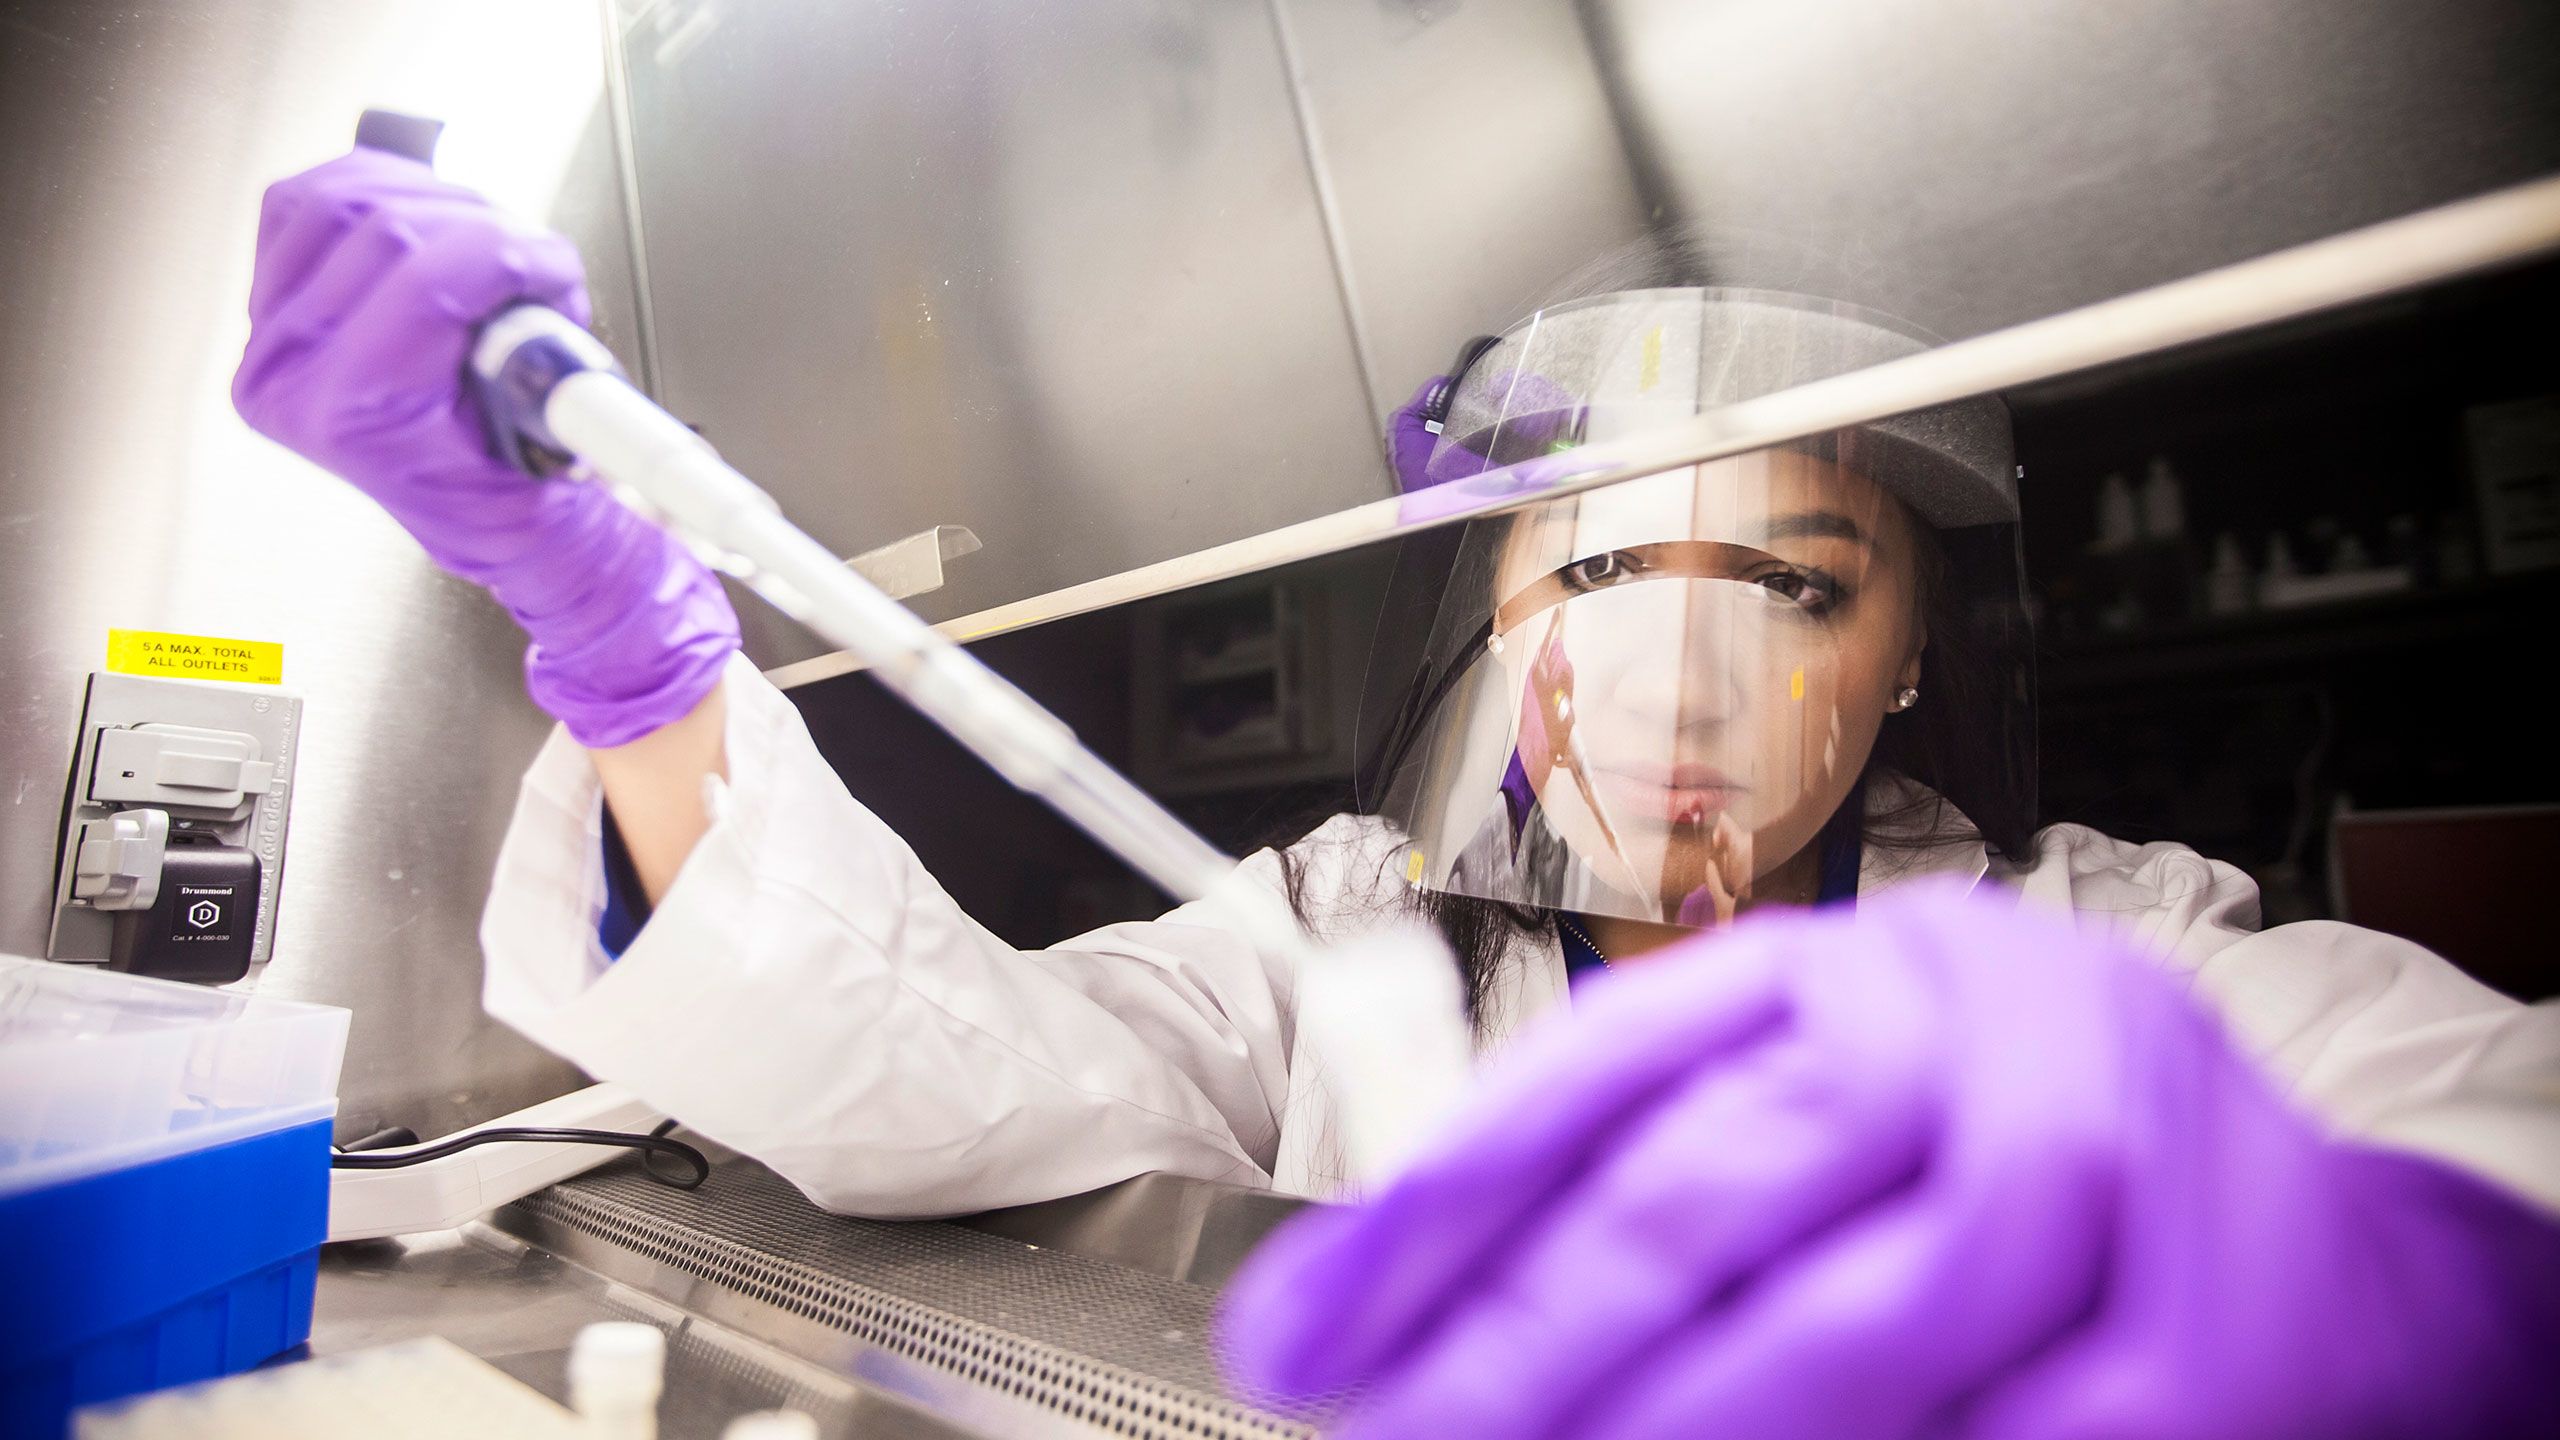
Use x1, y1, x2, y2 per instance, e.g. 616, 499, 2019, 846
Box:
512, 1161, 1312, 1440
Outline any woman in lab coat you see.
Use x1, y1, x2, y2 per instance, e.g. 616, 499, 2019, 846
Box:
236, 148, 2559, 1434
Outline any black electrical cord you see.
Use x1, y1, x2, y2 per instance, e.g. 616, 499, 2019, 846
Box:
330, 1119, 710, 1190
639, 1117, 703, 1188
339, 1124, 420, 1152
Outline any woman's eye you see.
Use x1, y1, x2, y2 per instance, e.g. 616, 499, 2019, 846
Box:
1752, 567, 1842, 613
1563, 552, 1633, 591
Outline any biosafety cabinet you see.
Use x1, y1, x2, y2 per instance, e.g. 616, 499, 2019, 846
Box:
2, 0, 2555, 1435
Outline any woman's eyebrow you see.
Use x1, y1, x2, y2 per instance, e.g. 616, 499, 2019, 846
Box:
1755, 510, 1872, 545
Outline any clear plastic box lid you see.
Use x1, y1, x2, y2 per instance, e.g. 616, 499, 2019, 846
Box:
0, 956, 350, 1197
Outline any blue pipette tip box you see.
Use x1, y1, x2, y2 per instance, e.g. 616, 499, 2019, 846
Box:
0, 959, 348, 1438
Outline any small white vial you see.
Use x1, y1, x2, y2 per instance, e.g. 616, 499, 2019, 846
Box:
569, 1322, 666, 1440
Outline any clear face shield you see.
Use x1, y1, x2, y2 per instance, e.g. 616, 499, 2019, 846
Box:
1365, 290, 2030, 925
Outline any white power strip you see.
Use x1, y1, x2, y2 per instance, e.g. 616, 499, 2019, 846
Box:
328, 1083, 668, 1242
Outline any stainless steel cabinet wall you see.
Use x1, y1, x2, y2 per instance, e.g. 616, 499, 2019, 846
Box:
1583, 0, 2560, 342
605, 0, 1651, 665
1270, 0, 1652, 422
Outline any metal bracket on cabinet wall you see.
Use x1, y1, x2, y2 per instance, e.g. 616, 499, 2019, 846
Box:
841, 525, 981, 603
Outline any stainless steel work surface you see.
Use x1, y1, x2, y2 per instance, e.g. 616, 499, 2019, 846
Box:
961, 1169, 1305, 1291
310, 1225, 975, 1439
491, 1157, 1316, 1440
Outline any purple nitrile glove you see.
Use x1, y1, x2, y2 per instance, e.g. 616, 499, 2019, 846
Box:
1389, 369, 1587, 495
232, 147, 738, 748
1219, 883, 2560, 1439
1387, 377, 1446, 494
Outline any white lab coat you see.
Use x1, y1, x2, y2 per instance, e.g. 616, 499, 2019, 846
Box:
481, 656, 2560, 1218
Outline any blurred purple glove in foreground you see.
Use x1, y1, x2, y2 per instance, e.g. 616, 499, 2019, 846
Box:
1220, 883, 2560, 1439
233, 147, 736, 748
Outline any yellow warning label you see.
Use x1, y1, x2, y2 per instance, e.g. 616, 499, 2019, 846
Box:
105, 629, 285, 686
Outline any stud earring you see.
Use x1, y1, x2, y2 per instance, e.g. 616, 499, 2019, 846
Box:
1895, 686, 1920, 711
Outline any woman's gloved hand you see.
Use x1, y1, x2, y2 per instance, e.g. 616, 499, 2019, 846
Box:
1219, 883, 2560, 1439
232, 147, 737, 748
1386, 377, 1446, 493
1388, 370, 1586, 494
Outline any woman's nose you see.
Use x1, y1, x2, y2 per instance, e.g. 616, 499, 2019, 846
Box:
1604, 597, 1749, 730
1609, 655, 1743, 732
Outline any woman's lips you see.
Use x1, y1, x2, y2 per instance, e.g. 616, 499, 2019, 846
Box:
1587, 765, 1747, 824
